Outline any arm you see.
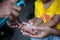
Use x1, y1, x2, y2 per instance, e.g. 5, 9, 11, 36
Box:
39, 14, 60, 27
52, 29, 60, 36
30, 17, 43, 26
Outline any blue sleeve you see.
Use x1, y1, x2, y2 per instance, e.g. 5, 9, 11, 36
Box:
0, 18, 9, 27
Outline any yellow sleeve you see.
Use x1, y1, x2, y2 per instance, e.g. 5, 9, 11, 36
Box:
56, 0, 60, 15
34, 1, 41, 18
34, 1, 44, 18
56, 9, 60, 15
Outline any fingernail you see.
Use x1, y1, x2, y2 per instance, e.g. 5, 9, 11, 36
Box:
15, 25, 18, 27
22, 27, 23, 29
31, 22, 33, 25
33, 27, 37, 29
21, 30, 23, 32
18, 27, 21, 29
23, 32, 26, 35
23, 32, 28, 36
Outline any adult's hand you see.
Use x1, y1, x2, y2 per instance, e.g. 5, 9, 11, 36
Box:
21, 26, 52, 38
3, 0, 21, 28
0, 0, 21, 17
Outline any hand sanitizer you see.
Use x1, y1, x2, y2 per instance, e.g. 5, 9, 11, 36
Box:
16, 0, 25, 7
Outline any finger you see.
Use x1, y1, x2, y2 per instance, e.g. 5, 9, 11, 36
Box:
11, 9, 19, 17
18, 26, 21, 29
28, 20, 33, 25
21, 26, 26, 30
38, 27, 51, 31
19, 24, 24, 27
7, 22, 14, 28
8, 25, 14, 28
10, 25, 16, 28
32, 18, 37, 22
15, 25, 18, 27
13, 6, 21, 12
18, 25, 23, 29
34, 27, 45, 30
21, 26, 32, 33
22, 22, 28, 25
12, 25, 15, 28
21, 30, 24, 33
22, 32, 43, 38
29, 30, 39, 35
21, 29, 29, 33
8, 0, 18, 3
29, 18, 36, 25
23, 26, 30, 31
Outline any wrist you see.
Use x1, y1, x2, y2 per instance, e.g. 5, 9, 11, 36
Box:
51, 28, 55, 34
51, 29, 59, 35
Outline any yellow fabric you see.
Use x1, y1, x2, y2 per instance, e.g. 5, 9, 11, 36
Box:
35, 0, 60, 29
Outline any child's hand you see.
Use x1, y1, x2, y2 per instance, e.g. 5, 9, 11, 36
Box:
21, 20, 41, 35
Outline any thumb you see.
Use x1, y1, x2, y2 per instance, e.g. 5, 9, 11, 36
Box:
28, 20, 33, 25
34, 27, 45, 30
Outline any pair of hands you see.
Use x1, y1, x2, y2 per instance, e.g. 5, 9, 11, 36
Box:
20, 20, 52, 38
2, 0, 52, 38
